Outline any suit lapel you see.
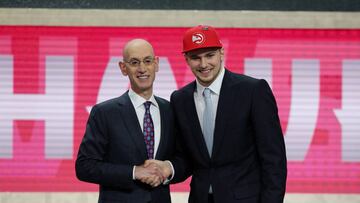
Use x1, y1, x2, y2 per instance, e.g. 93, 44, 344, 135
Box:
117, 92, 148, 160
184, 82, 212, 161
212, 70, 236, 157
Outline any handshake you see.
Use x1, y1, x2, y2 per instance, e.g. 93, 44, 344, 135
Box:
134, 159, 173, 187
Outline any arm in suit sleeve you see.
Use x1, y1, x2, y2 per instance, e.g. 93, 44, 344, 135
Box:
168, 91, 193, 183
75, 105, 136, 189
251, 79, 287, 203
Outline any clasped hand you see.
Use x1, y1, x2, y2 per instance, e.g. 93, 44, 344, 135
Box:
134, 160, 172, 187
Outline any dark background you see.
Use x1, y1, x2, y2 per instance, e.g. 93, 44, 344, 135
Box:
0, 0, 359, 11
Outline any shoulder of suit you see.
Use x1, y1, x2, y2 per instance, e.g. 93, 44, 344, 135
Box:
93, 97, 116, 107
154, 96, 170, 105
172, 81, 195, 96
88, 97, 120, 117
225, 69, 262, 86
92, 92, 128, 111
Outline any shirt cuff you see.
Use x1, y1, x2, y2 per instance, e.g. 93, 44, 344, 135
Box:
163, 160, 175, 185
132, 165, 136, 180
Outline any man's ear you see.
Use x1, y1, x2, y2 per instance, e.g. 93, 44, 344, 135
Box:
184, 55, 192, 67
220, 47, 224, 61
119, 61, 128, 76
154, 56, 159, 72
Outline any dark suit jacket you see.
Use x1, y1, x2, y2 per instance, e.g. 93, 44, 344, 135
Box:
76, 92, 175, 203
170, 69, 287, 203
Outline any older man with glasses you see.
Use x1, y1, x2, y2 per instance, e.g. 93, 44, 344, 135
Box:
76, 39, 175, 203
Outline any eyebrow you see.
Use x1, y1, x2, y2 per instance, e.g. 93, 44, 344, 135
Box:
187, 50, 217, 58
128, 56, 154, 60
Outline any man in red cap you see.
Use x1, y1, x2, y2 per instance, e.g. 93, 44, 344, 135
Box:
147, 25, 287, 203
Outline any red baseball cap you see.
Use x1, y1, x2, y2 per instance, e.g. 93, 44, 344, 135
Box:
182, 25, 223, 53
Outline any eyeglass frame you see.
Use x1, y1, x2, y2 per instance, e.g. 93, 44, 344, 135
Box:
123, 56, 156, 68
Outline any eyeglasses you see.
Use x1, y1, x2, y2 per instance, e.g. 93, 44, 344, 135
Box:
124, 57, 155, 67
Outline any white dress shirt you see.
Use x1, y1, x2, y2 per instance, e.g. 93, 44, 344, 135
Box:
194, 67, 225, 133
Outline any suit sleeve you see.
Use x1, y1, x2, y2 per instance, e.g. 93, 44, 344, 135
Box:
251, 79, 287, 203
75, 105, 135, 189
169, 91, 193, 183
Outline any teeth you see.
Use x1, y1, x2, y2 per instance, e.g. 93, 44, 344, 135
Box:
138, 75, 149, 79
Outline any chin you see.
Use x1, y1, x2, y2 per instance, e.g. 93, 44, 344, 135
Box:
201, 76, 213, 83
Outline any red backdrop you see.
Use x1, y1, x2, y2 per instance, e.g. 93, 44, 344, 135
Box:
0, 26, 359, 193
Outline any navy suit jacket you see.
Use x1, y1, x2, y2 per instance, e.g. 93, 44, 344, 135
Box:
76, 92, 175, 203
170, 69, 287, 203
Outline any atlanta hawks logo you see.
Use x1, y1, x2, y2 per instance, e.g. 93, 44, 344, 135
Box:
192, 33, 204, 44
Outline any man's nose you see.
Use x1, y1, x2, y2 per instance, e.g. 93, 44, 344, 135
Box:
137, 63, 146, 72
200, 57, 207, 68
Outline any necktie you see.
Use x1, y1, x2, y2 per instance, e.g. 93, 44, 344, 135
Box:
143, 101, 154, 159
203, 88, 214, 156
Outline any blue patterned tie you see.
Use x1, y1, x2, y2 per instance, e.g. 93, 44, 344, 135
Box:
203, 88, 214, 156
143, 101, 154, 159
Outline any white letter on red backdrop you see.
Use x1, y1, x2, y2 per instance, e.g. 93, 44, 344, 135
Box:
285, 59, 320, 161
335, 60, 360, 162
0, 38, 75, 159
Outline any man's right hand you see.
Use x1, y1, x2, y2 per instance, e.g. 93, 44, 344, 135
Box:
144, 160, 173, 180
134, 163, 165, 187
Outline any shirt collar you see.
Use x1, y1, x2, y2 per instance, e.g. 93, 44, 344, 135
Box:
128, 88, 158, 109
196, 67, 225, 95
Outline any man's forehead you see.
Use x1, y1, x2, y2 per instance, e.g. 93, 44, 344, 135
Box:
185, 48, 220, 56
125, 47, 154, 59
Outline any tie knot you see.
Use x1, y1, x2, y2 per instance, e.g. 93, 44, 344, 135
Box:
144, 101, 152, 110
203, 88, 211, 98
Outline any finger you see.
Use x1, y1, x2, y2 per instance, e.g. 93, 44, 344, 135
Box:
143, 174, 158, 184
145, 163, 166, 181
143, 176, 154, 185
154, 168, 166, 180
144, 160, 151, 167
139, 175, 151, 184
150, 167, 164, 181
151, 181, 160, 187
150, 177, 161, 187
144, 159, 157, 167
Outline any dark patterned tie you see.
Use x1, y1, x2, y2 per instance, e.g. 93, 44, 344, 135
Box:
143, 101, 154, 159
